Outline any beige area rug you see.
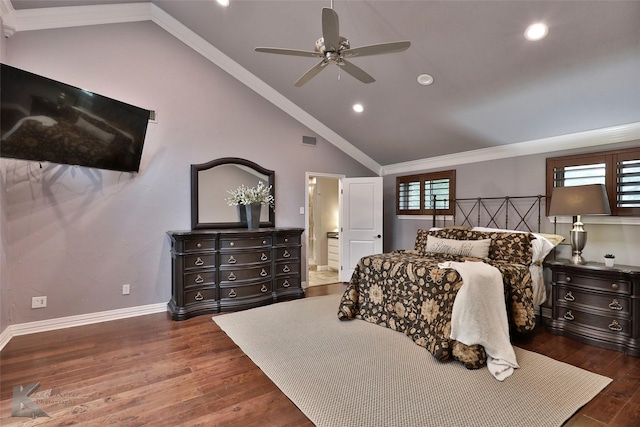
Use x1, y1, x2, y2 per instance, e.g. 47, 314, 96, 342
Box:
213, 294, 611, 427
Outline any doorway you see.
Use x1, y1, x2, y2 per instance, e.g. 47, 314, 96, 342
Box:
305, 172, 343, 287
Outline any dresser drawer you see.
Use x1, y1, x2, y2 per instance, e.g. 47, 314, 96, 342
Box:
184, 270, 216, 288
219, 265, 271, 283
556, 285, 630, 315
275, 262, 300, 276
183, 254, 216, 270
220, 236, 272, 250
275, 246, 299, 262
556, 271, 631, 295
184, 288, 216, 304
220, 281, 272, 300
219, 250, 270, 267
556, 306, 631, 337
276, 277, 300, 290
184, 239, 216, 252
277, 233, 301, 245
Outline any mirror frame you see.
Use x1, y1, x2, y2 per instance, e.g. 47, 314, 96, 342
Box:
191, 157, 275, 229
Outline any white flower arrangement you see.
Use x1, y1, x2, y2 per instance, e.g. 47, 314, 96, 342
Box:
226, 181, 274, 207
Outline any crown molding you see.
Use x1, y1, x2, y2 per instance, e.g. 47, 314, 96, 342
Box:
380, 121, 640, 176
0, 1, 382, 174
0, 0, 16, 36
2, 1, 153, 32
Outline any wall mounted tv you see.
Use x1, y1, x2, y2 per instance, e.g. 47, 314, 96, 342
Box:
1, 63, 150, 172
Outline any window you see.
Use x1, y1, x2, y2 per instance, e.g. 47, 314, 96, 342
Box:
397, 170, 456, 215
546, 147, 640, 216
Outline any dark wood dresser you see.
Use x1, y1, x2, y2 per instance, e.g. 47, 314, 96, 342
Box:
546, 259, 640, 356
167, 228, 304, 320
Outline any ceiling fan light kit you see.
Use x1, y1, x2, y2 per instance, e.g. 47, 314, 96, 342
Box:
255, 7, 411, 86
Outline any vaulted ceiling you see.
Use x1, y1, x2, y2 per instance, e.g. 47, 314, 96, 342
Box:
5, 1, 640, 173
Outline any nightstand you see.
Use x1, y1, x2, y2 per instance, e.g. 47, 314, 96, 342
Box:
546, 259, 640, 356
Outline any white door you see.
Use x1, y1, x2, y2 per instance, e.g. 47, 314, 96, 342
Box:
339, 177, 384, 282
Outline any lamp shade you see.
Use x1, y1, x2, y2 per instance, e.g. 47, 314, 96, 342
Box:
548, 184, 611, 216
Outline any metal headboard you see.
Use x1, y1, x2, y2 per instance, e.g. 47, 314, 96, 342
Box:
432, 195, 548, 233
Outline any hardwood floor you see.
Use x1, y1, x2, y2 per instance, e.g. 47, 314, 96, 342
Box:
1, 282, 639, 426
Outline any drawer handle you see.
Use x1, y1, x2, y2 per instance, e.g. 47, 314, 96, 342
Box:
228, 272, 237, 281
284, 238, 289, 243
260, 269, 268, 277
261, 253, 268, 261
228, 289, 237, 298
261, 284, 268, 293
229, 242, 235, 247
227, 255, 237, 264
196, 242, 202, 248
611, 283, 619, 290
194, 292, 204, 301
609, 320, 623, 332
283, 250, 291, 258
262, 240, 267, 245
609, 299, 623, 311
194, 275, 204, 284
194, 257, 204, 266
282, 280, 290, 288
282, 265, 291, 273
563, 291, 575, 302
565, 276, 571, 282
563, 311, 575, 321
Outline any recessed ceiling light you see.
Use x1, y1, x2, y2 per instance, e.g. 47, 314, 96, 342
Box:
353, 103, 364, 113
417, 73, 434, 86
217, 0, 230, 7
525, 22, 548, 41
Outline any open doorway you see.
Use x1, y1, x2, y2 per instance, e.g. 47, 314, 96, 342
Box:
305, 172, 344, 287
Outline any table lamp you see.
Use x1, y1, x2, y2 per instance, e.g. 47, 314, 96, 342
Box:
548, 184, 611, 264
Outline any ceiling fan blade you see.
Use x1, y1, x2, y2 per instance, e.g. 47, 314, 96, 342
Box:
322, 7, 340, 51
255, 47, 321, 58
294, 61, 328, 87
339, 60, 375, 84
342, 41, 411, 58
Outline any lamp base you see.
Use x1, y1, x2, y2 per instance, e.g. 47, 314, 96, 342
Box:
570, 222, 587, 265
570, 253, 586, 265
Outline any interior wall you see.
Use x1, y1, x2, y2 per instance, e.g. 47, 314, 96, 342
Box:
384, 139, 640, 267
1, 21, 373, 326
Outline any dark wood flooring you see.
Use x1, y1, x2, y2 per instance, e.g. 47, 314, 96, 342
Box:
1, 282, 639, 426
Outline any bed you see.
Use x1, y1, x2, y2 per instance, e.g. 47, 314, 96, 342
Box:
337, 196, 563, 379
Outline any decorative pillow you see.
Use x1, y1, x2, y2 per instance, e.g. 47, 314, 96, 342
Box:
472, 227, 563, 263
425, 236, 491, 258
482, 230, 534, 265
536, 233, 565, 247
424, 228, 534, 265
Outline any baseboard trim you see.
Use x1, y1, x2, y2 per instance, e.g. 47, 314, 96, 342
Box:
0, 302, 167, 351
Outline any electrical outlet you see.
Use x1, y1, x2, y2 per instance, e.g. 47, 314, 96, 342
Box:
122, 284, 130, 295
32, 296, 47, 308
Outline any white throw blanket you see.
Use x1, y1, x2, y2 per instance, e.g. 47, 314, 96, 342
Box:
439, 261, 519, 381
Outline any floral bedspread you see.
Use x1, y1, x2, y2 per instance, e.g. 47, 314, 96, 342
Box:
337, 250, 536, 369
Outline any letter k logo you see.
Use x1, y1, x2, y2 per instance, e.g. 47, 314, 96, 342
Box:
12, 383, 50, 418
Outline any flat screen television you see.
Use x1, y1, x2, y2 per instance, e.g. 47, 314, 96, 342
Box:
1, 63, 150, 172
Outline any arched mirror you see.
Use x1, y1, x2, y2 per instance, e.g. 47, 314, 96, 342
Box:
191, 157, 275, 229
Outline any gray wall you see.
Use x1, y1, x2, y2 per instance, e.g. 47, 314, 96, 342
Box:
0, 21, 373, 328
384, 140, 640, 267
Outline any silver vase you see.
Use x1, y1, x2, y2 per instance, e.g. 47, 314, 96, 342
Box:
245, 203, 262, 229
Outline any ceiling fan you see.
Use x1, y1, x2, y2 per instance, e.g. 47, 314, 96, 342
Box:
255, 5, 411, 87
